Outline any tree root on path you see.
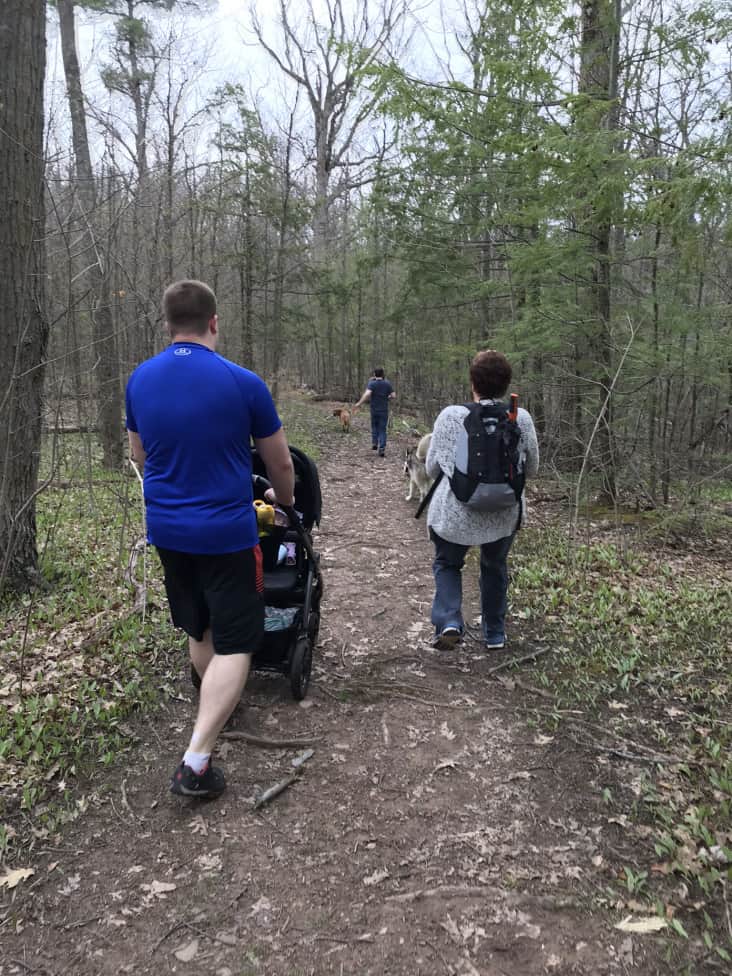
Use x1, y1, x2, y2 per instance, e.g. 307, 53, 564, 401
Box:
220, 731, 320, 748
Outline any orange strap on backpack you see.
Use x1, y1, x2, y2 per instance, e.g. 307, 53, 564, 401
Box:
508, 393, 519, 422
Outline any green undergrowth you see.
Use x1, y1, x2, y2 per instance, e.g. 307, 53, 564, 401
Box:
0, 404, 334, 857
512, 525, 732, 964
277, 396, 326, 460
0, 435, 177, 856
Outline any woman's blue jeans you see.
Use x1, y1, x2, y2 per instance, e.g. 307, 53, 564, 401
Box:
430, 529, 515, 642
370, 411, 388, 452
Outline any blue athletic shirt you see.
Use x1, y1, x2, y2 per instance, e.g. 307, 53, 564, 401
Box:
125, 342, 281, 554
367, 377, 393, 413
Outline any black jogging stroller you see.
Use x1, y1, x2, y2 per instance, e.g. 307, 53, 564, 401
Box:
192, 446, 323, 700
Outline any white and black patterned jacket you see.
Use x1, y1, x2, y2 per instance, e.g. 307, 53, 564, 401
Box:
425, 401, 539, 545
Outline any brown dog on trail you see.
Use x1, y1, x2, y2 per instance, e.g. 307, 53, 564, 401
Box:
332, 407, 351, 432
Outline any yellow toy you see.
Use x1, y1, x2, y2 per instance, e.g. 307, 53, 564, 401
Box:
253, 499, 275, 535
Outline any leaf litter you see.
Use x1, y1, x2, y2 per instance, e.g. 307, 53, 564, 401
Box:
1, 405, 727, 973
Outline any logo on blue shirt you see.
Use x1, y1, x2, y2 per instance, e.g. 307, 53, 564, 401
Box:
174, 347, 192, 356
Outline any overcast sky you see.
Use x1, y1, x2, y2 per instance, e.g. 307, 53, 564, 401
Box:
44, 0, 461, 168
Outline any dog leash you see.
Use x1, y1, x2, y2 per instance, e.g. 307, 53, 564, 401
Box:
414, 471, 442, 519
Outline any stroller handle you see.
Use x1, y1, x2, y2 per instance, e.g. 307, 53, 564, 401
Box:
252, 474, 308, 546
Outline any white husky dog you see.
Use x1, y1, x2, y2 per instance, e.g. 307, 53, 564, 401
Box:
404, 433, 433, 502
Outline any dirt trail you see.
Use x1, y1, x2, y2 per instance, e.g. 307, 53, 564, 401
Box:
2, 414, 665, 975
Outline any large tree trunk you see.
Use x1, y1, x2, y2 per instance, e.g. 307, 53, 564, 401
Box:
0, 0, 48, 593
57, 0, 123, 470
578, 0, 621, 502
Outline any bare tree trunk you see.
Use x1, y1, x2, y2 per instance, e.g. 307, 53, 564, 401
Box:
578, 0, 621, 502
648, 222, 662, 501
124, 0, 150, 182
57, 0, 123, 469
0, 0, 48, 593
270, 111, 296, 401
253, 0, 406, 392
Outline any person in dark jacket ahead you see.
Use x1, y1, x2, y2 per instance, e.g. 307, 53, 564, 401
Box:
125, 279, 295, 798
353, 367, 396, 456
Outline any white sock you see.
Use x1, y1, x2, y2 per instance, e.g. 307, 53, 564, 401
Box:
182, 749, 210, 775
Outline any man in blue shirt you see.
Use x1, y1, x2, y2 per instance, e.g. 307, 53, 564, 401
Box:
353, 367, 396, 456
126, 280, 295, 798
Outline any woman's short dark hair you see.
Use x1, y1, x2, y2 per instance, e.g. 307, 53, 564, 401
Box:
163, 280, 216, 336
470, 350, 512, 399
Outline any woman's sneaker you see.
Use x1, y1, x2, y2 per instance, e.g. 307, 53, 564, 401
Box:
432, 626, 462, 650
170, 761, 226, 798
484, 636, 506, 650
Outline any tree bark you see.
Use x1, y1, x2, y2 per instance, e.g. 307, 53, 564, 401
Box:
0, 0, 48, 593
578, 0, 621, 502
57, 0, 123, 469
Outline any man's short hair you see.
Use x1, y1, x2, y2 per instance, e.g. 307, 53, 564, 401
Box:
163, 280, 216, 337
373, 367, 385, 378
470, 350, 512, 399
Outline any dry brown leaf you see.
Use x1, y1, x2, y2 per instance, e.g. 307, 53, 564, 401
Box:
173, 938, 199, 962
58, 873, 80, 896
363, 868, 390, 886
142, 880, 177, 897
614, 915, 667, 933
440, 722, 456, 741
0, 867, 34, 889
190, 815, 208, 836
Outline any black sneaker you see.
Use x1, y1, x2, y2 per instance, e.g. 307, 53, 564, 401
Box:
170, 761, 226, 798
378, 450, 385, 457
372, 444, 378, 450
432, 626, 462, 650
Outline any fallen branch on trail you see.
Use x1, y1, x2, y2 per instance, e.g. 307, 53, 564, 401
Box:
220, 731, 320, 749
253, 772, 300, 810
565, 724, 694, 767
252, 749, 314, 809
486, 647, 551, 674
569, 737, 674, 765
501, 676, 555, 700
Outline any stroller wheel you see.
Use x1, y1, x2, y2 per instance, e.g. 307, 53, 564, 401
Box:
307, 611, 320, 643
289, 637, 312, 700
191, 663, 201, 691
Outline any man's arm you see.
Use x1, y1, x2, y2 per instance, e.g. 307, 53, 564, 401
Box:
353, 388, 372, 410
128, 430, 146, 466
254, 427, 295, 507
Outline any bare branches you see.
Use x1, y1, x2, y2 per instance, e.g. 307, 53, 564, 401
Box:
250, 0, 408, 231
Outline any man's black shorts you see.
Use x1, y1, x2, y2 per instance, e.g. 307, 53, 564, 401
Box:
156, 546, 264, 655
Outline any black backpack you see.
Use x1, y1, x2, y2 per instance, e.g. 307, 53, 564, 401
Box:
448, 400, 525, 513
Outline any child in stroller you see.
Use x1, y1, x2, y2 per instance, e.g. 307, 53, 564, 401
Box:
190, 446, 322, 699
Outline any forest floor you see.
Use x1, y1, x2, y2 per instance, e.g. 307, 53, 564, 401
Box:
1, 395, 731, 975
